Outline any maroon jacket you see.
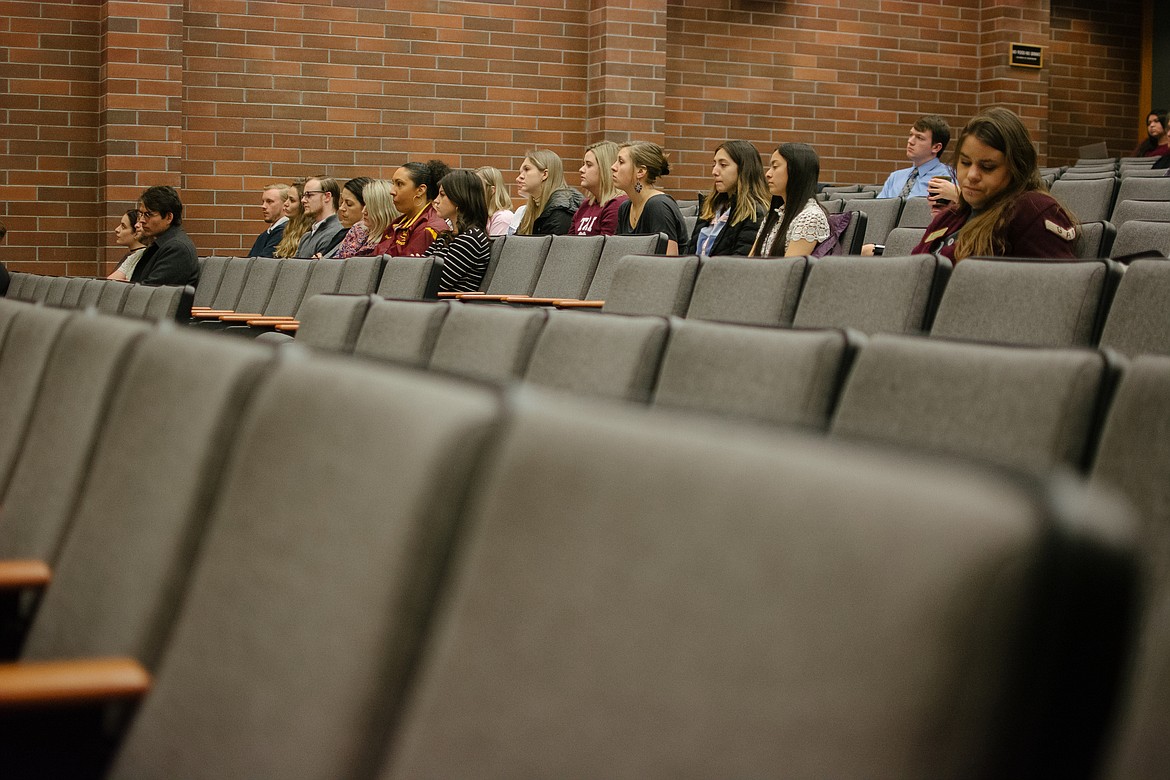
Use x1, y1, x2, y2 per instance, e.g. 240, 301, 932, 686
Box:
913, 190, 1077, 262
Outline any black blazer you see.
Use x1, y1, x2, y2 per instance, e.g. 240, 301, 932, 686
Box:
688, 196, 767, 256
131, 225, 200, 286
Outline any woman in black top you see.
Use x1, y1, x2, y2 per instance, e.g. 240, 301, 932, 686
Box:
611, 141, 687, 255
689, 139, 770, 257
428, 169, 492, 294
514, 150, 583, 236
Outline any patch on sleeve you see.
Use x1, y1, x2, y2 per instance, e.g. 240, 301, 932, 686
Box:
1045, 220, 1076, 241
924, 227, 948, 243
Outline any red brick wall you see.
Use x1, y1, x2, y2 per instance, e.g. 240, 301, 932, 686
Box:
0, 0, 1145, 270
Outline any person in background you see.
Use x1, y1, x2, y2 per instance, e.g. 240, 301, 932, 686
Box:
131, 185, 200, 286
913, 107, 1077, 262
374, 160, 450, 256
475, 166, 515, 237
571, 140, 627, 236
1135, 109, 1170, 157
356, 180, 397, 256
428, 169, 492, 293
247, 184, 289, 258
514, 150, 583, 236
877, 115, 954, 199
750, 142, 830, 258
295, 176, 347, 258
274, 179, 311, 258
689, 139, 769, 256
108, 209, 148, 281
612, 141, 688, 255
322, 177, 372, 259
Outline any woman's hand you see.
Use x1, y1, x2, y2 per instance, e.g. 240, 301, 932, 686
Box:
927, 177, 959, 215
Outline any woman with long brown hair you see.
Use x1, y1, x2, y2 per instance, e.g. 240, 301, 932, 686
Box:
273, 178, 312, 258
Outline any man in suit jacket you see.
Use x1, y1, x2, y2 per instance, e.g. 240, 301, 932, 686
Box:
248, 184, 289, 257
131, 185, 200, 287
295, 177, 348, 258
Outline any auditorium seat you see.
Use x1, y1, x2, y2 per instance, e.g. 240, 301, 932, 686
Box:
1110, 220, 1170, 258
684, 255, 807, 326
118, 284, 155, 318
454, 235, 551, 299
1052, 177, 1118, 223
547, 233, 667, 307
838, 190, 876, 201
895, 196, 934, 229
334, 254, 385, 295
652, 318, 855, 428
1115, 177, 1170, 208
1098, 258, 1170, 357
191, 256, 252, 313
43, 276, 70, 308
189, 256, 231, 309
353, 298, 450, 366
374, 255, 442, 300
838, 210, 868, 254
288, 293, 372, 353
1110, 199, 1170, 229
821, 183, 860, 195
95, 280, 132, 315
190, 256, 280, 321
499, 234, 605, 303
596, 254, 700, 317
426, 304, 546, 382
239, 258, 346, 330
28, 276, 53, 303
59, 277, 88, 309
3, 273, 28, 300
846, 196, 903, 247
881, 226, 925, 256
205, 257, 314, 326
1076, 221, 1117, 259
929, 258, 1118, 348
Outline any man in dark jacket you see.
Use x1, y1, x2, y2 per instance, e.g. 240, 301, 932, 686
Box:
248, 184, 289, 257
131, 185, 200, 287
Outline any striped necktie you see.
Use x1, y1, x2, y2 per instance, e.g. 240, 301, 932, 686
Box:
900, 168, 919, 197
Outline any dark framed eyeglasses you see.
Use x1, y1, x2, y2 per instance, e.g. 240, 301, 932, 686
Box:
138, 209, 159, 220
301, 190, 325, 199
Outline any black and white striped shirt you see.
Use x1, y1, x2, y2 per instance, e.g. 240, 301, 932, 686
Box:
429, 227, 490, 294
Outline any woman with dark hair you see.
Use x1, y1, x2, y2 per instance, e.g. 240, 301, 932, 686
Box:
1135, 109, 1170, 158
571, 141, 626, 236
750, 143, 830, 257
274, 179, 312, 258
373, 160, 451, 256
427, 169, 492, 293
108, 209, 148, 281
322, 176, 372, 258
913, 107, 1077, 262
690, 140, 770, 256
611, 141, 688, 255
514, 150, 583, 236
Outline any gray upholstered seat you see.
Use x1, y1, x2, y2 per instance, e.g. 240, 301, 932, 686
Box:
380, 388, 1133, 778
482, 235, 552, 295
95, 279, 132, 314
354, 298, 451, 365
3, 273, 28, 299
28, 276, 53, 302
193, 255, 281, 320
837, 190, 876, 201
293, 293, 373, 353
43, 276, 71, 307
792, 254, 949, 335
523, 311, 669, 403
882, 226, 925, 256
846, 197, 903, 246
375, 255, 440, 299
578, 233, 667, 302
1110, 199, 1170, 229
336, 254, 385, 294
200, 257, 254, 311
896, 196, 934, 228
1114, 177, 1170, 210
929, 258, 1117, 348
602, 254, 700, 317
1051, 176, 1118, 223
427, 303, 546, 382
821, 183, 860, 195
59, 276, 88, 308
190, 256, 231, 308
1076, 221, 1117, 259
527, 234, 605, 299
1111, 220, 1170, 258
831, 334, 1111, 473
119, 283, 156, 318
240, 257, 314, 317
1098, 258, 1170, 357
684, 255, 806, 326
653, 317, 853, 428
838, 210, 867, 254
142, 285, 193, 322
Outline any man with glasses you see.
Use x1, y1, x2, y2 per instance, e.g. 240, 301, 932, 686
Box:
131, 185, 200, 286
295, 177, 347, 258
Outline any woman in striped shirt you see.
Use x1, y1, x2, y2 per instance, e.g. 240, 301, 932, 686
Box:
428, 169, 492, 294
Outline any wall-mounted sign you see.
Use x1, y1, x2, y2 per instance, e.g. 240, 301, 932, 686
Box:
1010, 43, 1044, 69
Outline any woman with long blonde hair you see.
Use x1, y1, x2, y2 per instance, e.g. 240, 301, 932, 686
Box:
353, 179, 399, 256
514, 150, 582, 236
274, 178, 312, 258
475, 166, 514, 237
571, 141, 627, 236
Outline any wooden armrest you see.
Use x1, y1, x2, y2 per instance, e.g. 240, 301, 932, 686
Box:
216, 313, 265, 322
502, 296, 561, 304
553, 299, 604, 308
0, 658, 151, 707
245, 317, 298, 326
436, 292, 462, 298
274, 322, 300, 332
190, 306, 212, 311
0, 560, 51, 590
191, 310, 236, 318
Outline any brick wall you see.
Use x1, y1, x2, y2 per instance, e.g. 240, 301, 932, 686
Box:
0, 0, 1145, 271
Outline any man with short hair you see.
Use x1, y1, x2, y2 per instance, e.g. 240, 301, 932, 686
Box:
877, 115, 955, 199
248, 184, 289, 257
295, 176, 347, 258
131, 185, 200, 286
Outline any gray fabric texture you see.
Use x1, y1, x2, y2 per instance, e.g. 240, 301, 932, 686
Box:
336, 255, 384, 295
427, 304, 546, 382
583, 233, 667, 299
120, 284, 155, 318
77, 278, 105, 309
792, 254, 943, 334
1099, 259, 1170, 357
95, 280, 132, 314
896, 196, 934, 228
685, 255, 806, 326
257, 257, 314, 316
1075, 221, 1113, 259
143, 285, 188, 322
603, 254, 700, 317
354, 299, 450, 366
1110, 199, 1170, 229
376, 255, 435, 299
478, 234, 507, 290
1111, 220, 1170, 258
1115, 177, 1170, 207
207, 257, 254, 310
4, 273, 27, 299
831, 334, 1106, 473
530, 234, 605, 299
483, 234, 552, 295
44, 276, 70, 307
1051, 177, 1117, 223
883, 226, 927, 257
227, 255, 282, 314
930, 259, 1108, 348
29, 276, 53, 302
847, 197, 904, 245
190, 256, 229, 308
295, 294, 372, 353
290, 258, 346, 317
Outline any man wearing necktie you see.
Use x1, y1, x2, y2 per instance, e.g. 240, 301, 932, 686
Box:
877, 115, 955, 199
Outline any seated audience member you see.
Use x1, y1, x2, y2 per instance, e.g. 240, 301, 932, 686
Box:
571, 140, 627, 236
131, 185, 200, 286
913, 107, 1077, 262
1135, 109, 1170, 157
514, 150, 583, 236
322, 177, 372, 259
750, 143, 831, 258
274, 179, 311, 258
690, 139, 770, 256
877, 115, 954, 199
295, 176, 348, 258
475, 166, 515, 237
611, 141, 688, 255
373, 160, 451, 256
428, 169, 492, 293
355, 179, 396, 256
108, 209, 148, 281
248, 184, 289, 258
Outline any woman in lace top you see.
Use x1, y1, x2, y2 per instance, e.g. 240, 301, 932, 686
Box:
750, 142, 831, 257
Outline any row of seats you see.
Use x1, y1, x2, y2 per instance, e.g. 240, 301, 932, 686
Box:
3, 275, 191, 322
0, 295, 1163, 777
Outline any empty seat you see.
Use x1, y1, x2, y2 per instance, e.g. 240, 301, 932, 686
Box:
1110, 220, 1170, 259
239, 258, 346, 328
1114, 177, 1170, 210
214, 258, 314, 324
28, 276, 53, 303
190, 256, 231, 309
354, 298, 451, 366
1076, 221, 1117, 259
837, 210, 867, 254
43, 276, 70, 307
792, 254, 950, 335
119, 284, 156, 318
653, 318, 854, 428
3, 273, 28, 300
375, 255, 441, 299
930, 258, 1117, 348
518, 234, 605, 301
427, 304, 546, 382
846, 197, 903, 246
191, 256, 281, 321
1110, 199, 1170, 229
335, 254, 385, 295
896, 197, 934, 228
1051, 177, 1117, 223
59, 277, 88, 308
142, 285, 194, 322
881, 226, 926, 256
569, 233, 667, 304
821, 183, 860, 195
94, 280, 132, 315
476, 235, 552, 296
684, 255, 806, 326
523, 311, 669, 403
831, 334, 1111, 473
1098, 258, 1170, 357
292, 293, 373, 353
196, 257, 253, 312
601, 255, 700, 317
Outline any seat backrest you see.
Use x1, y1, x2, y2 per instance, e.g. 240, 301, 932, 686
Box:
293, 293, 371, 353
1076, 221, 1117, 259
336, 254, 385, 294
76, 278, 105, 309
229, 256, 283, 314
838, 211, 867, 254
831, 334, 1110, 473
882, 226, 925, 256
530, 235, 605, 299
583, 233, 668, 300
896, 196, 934, 228
4, 272, 28, 300
822, 183, 860, 195
376, 255, 440, 299
1110, 199, 1170, 229
44, 275, 71, 307
1098, 258, 1170, 357
354, 298, 451, 365
259, 257, 314, 316
523, 311, 669, 403
290, 258, 346, 318
1111, 220, 1170, 258
427, 304, 547, 382
19, 329, 273, 665
60, 276, 88, 308
483, 234, 553, 295
1115, 177, 1170, 207
792, 254, 950, 335
143, 284, 194, 322
207, 257, 254, 310
838, 190, 877, 201
120, 283, 156, 318
821, 197, 845, 214
29, 275, 54, 302
1051, 177, 1118, 223
930, 258, 1115, 348
95, 279, 132, 314
846, 197, 903, 245
653, 318, 852, 429
380, 389, 1134, 778
685, 255, 806, 326
478, 235, 508, 290
191, 256, 231, 308
602, 255, 700, 317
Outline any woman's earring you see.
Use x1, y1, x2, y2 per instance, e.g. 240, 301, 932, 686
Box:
634, 182, 643, 193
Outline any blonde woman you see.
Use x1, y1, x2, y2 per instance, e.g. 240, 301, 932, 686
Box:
514, 150, 583, 236
274, 178, 312, 258
571, 141, 627, 236
611, 141, 687, 255
356, 179, 399, 256
475, 166, 514, 237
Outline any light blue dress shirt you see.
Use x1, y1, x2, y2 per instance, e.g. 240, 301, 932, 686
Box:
877, 157, 955, 199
